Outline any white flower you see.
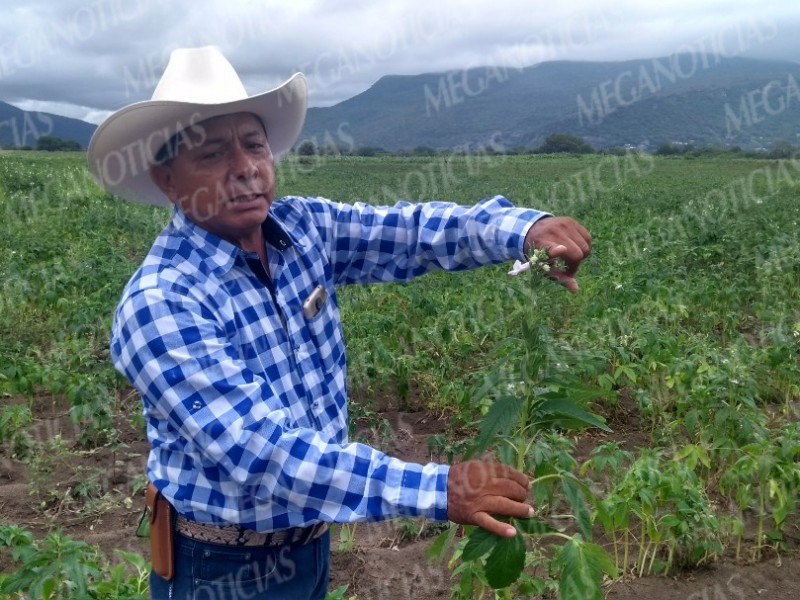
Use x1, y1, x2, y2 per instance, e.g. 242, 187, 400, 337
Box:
507, 260, 531, 276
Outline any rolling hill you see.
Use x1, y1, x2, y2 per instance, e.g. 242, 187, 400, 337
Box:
300, 55, 800, 151
2, 55, 798, 153
0, 102, 96, 149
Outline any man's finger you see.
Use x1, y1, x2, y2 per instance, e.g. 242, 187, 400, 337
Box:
549, 240, 588, 264
481, 496, 536, 521
486, 477, 530, 503
549, 272, 579, 294
472, 511, 518, 538
490, 463, 532, 490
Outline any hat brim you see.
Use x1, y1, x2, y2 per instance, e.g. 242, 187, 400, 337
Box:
87, 73, 307, 206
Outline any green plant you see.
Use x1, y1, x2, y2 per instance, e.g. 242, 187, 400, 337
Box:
0, 404, 34, 459
0, 527, 101, 599
430, 252, 616, 598
0, 525, 149, 600
2, 154, 800, 592
334, 523, 358, 554
719, 425, 800, 561
90, 551, 149, 599
596, 448, 722, 577
326, 584, 355, 600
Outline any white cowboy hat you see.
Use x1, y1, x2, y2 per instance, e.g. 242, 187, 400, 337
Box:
87, 46, 307, 205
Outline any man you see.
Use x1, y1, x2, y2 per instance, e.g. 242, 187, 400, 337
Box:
89, 47, 591, 599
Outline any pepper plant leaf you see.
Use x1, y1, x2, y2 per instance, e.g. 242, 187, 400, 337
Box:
554, 535, 616, 600
426, 523, 458, 563
461, 528, 500, 562
484, 531, 526, 589
468, 395, 524, 458
512, 516, 558, 536
561, 474, 593, 539
535, 397, 611, 432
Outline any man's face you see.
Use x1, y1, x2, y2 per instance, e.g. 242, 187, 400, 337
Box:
150, 112, 275, 244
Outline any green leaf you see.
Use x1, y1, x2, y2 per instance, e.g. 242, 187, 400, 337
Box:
597, 373, 615, 390
461, 528, 499, 561
426, 523, 458, 563
561, 475, 592, 539
472, 366, 508, 406
555, 536, 617, 600
470, 395, 524, 457
536, 398, 611, 432
517, 574, 546, 596
512, 516, 558, 536
593, 500, 613, 533
674, 444, 711, 470
484, 532, 526, 589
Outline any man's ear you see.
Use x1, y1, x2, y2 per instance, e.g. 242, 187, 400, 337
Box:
149, 165, 177, 202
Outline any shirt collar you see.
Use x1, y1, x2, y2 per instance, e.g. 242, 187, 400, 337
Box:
170, 206, 295, 275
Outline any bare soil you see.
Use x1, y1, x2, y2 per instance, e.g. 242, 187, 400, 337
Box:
2, 394, 799, 600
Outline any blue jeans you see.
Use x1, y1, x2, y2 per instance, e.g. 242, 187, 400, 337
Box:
149, 530, 330, 600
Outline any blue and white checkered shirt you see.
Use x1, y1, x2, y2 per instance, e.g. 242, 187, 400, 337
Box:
111, 195, 544, 532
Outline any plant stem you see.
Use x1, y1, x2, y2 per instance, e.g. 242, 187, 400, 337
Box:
638, 542, 649, 578
636, 520, 646, 575
623, 529, 630, 575
756, 492, 765, 561
541, 532, 576, 543
647, 540, 658, 575
530, 473, 562, 486
666, 540, 675, 575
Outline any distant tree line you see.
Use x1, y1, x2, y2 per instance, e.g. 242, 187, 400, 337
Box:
295, 135, 798, 159
6, 134, 793, 158
654, 140, 796, 159
1, 136, 83, 151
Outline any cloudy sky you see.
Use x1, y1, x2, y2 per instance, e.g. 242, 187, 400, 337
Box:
1, 0, 797, 124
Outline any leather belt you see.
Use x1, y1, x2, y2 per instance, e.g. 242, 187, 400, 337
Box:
175, 515, 329, 548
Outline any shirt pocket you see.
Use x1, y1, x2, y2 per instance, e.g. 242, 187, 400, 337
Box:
302, 285, 342, 371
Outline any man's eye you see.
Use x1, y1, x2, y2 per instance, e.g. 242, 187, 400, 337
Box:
201, 151, 223, 160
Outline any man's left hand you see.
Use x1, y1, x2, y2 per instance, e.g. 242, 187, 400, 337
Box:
524, 217, 592, 293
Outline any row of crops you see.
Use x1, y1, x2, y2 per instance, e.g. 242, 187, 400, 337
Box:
0, 152, 798, 598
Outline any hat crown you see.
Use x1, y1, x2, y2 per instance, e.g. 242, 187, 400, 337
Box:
88, 46, 307, 205
152, 46, 249, 104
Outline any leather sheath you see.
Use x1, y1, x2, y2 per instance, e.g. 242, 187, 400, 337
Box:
145, 482, 175, 581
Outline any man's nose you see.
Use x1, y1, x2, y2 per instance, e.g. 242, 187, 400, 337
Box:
229, 144, 258, 179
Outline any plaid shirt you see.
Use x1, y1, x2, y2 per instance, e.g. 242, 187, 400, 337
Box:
111, 195, 545, 532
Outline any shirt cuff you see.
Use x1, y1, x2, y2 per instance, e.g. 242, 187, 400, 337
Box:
514, 212, 552, 259
397, 462, 450, 521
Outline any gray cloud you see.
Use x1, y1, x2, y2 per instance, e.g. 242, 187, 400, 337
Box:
0, 0, 797, 124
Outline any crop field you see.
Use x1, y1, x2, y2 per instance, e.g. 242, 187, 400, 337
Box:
0, 151, 799, 599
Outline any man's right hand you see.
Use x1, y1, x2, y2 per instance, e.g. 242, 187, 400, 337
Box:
446, 460, 533, 538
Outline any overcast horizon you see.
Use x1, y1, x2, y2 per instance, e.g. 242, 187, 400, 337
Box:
0, 0, 798, 125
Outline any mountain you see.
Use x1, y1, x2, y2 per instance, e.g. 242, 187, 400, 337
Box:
4, 55, 798, 153
0, 102, 96, 149
300, 55, 800, 151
